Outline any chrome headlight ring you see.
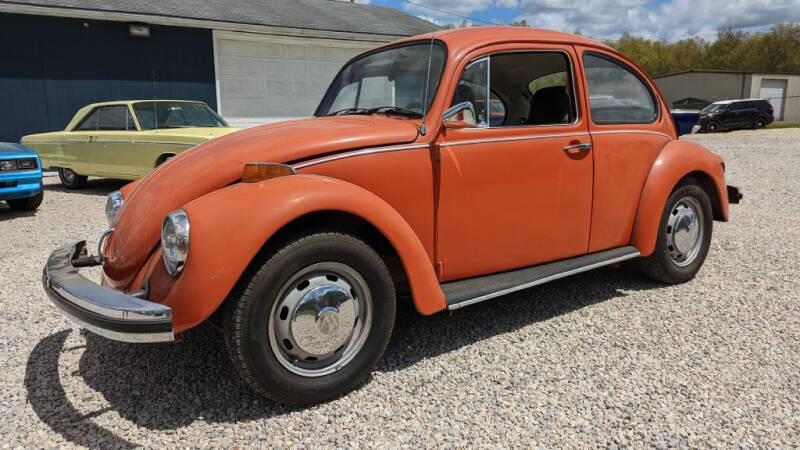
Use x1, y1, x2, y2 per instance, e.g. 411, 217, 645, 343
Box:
105, 190, 124, 226
161, 209, 190, 277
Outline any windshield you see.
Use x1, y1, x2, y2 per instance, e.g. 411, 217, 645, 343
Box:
701, 103, 726, 113
133, 102, 228, 129
315, 41, 447, 118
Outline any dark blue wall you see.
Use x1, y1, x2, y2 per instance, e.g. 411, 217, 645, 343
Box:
0, 13, 217, 142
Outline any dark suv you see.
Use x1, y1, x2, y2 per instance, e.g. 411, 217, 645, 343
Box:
698, 99, 774, 132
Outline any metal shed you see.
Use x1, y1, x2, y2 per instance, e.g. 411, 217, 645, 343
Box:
654, 70, 800, 122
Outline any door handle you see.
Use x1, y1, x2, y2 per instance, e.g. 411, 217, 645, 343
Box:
563, 142, 592, 152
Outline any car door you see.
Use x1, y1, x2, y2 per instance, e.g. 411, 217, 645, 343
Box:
94, 105, 139, 177
577, 48, 676, 253
63, 107, 100, 176
436, 44, 593, 281
722, 103, 746, 127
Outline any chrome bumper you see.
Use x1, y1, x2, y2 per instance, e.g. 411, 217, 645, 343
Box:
42, 241, 174, 343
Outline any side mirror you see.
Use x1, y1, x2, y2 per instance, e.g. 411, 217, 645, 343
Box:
442, 101, 477, 129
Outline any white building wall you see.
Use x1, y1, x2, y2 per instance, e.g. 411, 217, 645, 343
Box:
213, 30, 382, 128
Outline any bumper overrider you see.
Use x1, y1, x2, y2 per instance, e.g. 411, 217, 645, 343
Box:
42, 241, 174, 343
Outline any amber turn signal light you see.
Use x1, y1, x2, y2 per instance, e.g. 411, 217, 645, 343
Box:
242, 163, 296, 183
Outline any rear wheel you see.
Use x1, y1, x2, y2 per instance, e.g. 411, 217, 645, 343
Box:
58, 168, 87, 189
640, 179, 713, 284
753, 117, 766, 129
6, 191, 43, 211
224, 232, 396, 404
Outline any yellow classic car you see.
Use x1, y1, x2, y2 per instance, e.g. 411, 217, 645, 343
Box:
21, 100, 237, 188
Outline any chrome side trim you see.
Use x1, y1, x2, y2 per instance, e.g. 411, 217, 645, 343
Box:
134, 141, 196, 146
447, 250, 641, 310
590, 130, 672, 139
440, 131, 589, 148
293, 144, 430, 169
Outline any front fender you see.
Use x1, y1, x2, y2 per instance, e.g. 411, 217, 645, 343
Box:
631, 140, 729, 257
165, 174, 445, 333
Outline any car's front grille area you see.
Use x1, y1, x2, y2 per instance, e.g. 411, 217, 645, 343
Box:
0, 181, 19, 188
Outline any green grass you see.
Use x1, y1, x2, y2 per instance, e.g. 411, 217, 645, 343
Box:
766, 122, 800, 129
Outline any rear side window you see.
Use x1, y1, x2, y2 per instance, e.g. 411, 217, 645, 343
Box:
583, 52, 657, 124
74, 109, 100, 131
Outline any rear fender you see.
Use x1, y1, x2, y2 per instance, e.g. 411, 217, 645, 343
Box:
631, 140, 729, 256
165, 174, 445, 333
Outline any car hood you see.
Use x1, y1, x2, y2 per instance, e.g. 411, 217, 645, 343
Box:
104, 115, 421, 287
0, 143, 37, 158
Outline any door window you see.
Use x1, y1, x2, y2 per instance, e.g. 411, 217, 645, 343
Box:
450, 58, 489, 126
583, 52, 657, 124
450, 51, 576, 127
97, 106, 130, 131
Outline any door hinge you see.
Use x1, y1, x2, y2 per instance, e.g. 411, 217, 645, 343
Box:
434, 260, 444, 278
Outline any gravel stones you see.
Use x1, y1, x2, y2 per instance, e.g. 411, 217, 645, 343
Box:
0, 129, 798, 447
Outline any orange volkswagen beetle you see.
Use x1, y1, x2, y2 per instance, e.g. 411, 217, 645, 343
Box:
43, 28, 741, 404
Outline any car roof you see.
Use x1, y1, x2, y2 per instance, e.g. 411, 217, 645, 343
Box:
82, 100, 208, 108
384, 26, 614, 58
712, 98, 768, 105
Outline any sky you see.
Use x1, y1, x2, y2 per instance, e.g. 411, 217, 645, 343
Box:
355, 0, 800, 42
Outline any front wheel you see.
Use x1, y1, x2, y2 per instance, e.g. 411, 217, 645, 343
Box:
57, 168, 87, 189
705, 121, 720, 133
640, 179, 713, 284
224, 232, 396, 404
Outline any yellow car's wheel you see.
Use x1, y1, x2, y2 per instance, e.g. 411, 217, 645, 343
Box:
57, 168, 87, 189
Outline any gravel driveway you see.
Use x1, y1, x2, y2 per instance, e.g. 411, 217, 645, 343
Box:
1, 129, 798, 448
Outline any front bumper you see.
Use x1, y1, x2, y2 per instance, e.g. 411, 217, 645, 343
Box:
0, 169, 42, 201
43, 241, 174, 343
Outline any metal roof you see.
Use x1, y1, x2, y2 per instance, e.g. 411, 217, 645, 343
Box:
0, 0, 439, 37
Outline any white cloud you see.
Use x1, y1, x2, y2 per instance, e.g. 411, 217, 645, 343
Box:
516, 0, 800, 41
400, 0, 800, 41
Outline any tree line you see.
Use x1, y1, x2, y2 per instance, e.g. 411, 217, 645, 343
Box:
606, 23, 800, 77
449, 20, 800, 78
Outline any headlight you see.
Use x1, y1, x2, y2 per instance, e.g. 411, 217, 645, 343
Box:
162, 209, 190, 277
16, 158, 36, 170
105, 190, 124, 226
0, 160, 15, 171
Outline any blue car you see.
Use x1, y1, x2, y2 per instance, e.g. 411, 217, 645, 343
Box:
0, 143, 43, 211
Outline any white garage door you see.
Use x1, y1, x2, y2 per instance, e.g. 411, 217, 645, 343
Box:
759, 79, 787, 120
213, 31, 378, 129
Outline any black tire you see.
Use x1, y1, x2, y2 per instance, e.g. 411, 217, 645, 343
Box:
57, 168, 87, 189
640, 179, 713, 284
6, 191, 43, 211
705, 121, 720, 133
224, 232, 396, 404
754, 117, 767, 129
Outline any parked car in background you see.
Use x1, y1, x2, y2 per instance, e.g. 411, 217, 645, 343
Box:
21, 100, 237, 188
697, 99, 774, 133
43, 27, 741, 404
670, 109, 700, 135
0, 143, 43, 211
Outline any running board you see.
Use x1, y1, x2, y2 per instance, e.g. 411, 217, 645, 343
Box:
443, 246, 641, 310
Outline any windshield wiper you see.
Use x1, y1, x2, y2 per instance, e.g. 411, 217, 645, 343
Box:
367, 106, 423, 118
328, 107, 371, 116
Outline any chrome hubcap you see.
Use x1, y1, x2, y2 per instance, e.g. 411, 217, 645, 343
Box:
62, 169, 75, 183
665, 196, 704, 267
268, 262, 372, 377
